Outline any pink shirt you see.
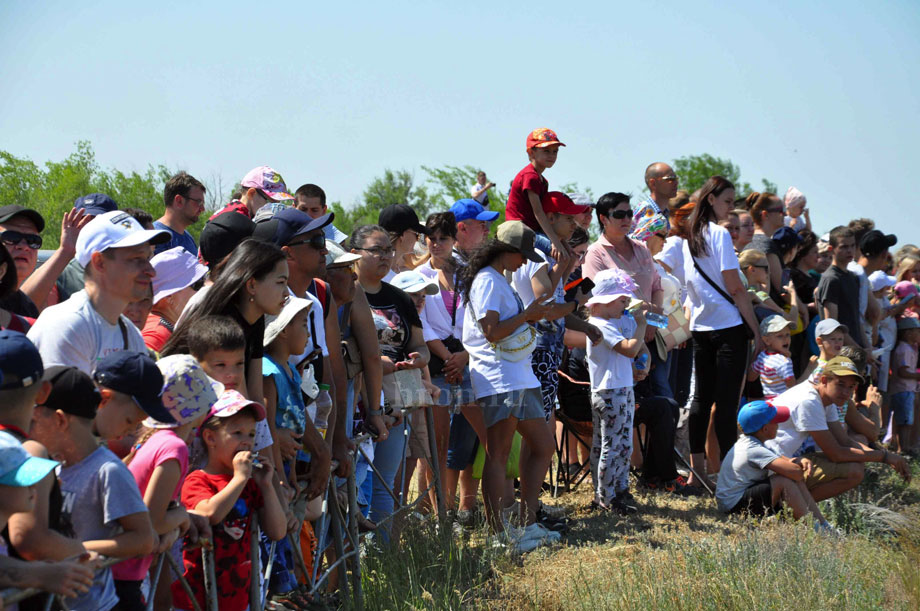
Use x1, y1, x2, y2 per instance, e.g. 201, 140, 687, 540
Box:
112, 429, 189, 581
583, 234, 663, 303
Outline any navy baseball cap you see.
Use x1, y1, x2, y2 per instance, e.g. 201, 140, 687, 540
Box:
93, 352, 175, 424
449, 199, 499, 223
252, 206, 333, 247
198, 212, 256, 267
41, 367, 101, 419
737, 400, 790, 435
0, 330, 43, 390
770, 226, 802, 255
73, 193, 118, 216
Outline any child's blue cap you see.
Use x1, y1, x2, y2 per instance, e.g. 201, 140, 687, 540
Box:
93, 352, 174, 424
738, 400, 790, 434
0, 431, 58, 487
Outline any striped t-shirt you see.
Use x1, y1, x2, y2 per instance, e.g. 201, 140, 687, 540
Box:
753, 351, 794, 399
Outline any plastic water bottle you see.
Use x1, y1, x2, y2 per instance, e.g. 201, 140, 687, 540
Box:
449, 384, 463, 415
314, 383, 333, 439
635, 353, 649, 371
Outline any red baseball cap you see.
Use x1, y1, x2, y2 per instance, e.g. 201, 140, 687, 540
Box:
526, 128, 565, 149
543, 191, 590, 215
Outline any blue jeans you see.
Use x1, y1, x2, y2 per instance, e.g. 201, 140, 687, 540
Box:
369, 417, 408, 527
648, 344, 674, 400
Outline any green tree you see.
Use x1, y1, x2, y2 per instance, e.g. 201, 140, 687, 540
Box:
0, 141, 187, 249
329, 168, 434, 239
671, 153, 777, 199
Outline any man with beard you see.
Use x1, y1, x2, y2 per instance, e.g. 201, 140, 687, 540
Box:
154, 171, 206, 256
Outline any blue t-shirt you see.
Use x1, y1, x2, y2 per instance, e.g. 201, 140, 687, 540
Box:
153, 220, 198, 256
59, 446, 148, 611
263, 355, 307, 435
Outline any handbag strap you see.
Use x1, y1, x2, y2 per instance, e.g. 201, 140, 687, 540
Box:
691, 256, 736, 308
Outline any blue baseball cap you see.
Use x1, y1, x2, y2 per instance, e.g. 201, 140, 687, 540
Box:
0, 330, 43, 390
0, 432, 59, 487
252, 206, 333, 246
737, 400, 790, 434
93, 352, 175, 424
449, 199, 500, 223
73, 193, 118, 216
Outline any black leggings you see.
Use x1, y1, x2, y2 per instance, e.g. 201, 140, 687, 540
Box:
688, 324, 749, 458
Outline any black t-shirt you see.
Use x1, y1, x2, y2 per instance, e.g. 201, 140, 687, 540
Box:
0, 289, 39, 319
225, 305, 265, 379
816, 265, 862, 342
364, 282, 422, 362
790, 266, 818, 317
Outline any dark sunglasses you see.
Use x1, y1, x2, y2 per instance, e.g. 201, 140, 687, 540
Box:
1, 230, 42, 250
287, 233, 327, 250
607, 209, 632, 220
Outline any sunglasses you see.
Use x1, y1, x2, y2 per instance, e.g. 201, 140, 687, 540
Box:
1, 230, 42, 250
607, 209, 632, 220
287, 234, 327, 250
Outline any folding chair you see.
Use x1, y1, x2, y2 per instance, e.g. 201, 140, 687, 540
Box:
554, 370, 594, 497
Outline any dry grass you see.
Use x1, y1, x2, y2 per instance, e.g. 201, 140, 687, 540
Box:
360, 461, 920, 611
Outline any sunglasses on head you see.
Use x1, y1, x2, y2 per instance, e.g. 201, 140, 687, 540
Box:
287, 234, 327, 250
1, 230, 42, 250
607, 209, 632, 220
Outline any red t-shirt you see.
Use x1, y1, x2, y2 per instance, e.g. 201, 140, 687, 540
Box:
172, 471, 263, 611
505, 163, 548, 231
141, 313, 172, 353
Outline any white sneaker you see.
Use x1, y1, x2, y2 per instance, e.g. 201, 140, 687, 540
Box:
520, 522, 561, 545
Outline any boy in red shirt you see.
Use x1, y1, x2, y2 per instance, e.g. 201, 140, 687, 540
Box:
506, 128, 569, 256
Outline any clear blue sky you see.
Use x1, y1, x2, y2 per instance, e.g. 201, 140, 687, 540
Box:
2, 1, 918, 238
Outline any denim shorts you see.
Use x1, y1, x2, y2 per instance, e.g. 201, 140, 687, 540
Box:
891, 391, 916, 426
479, 387, 544, 428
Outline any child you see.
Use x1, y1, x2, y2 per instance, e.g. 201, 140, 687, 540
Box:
262, 297, 317, 604
172, 391, 286, 611
92, 350, 179, 443
505, 128, 568, 255
750, 315, 796, 399
0, 432, 96, 600
716, 400, 830, 528
805, 318, 847, 384
869, 271, 899, 394
29, 366, 156, 611
783, 186, 811, 232
187, 315, 275, 460
584, 268, 647, 515
112, 354, 218, 610
888, 317, 920, 453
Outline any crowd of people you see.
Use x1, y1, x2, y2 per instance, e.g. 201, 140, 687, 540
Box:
0, 127, 916, 609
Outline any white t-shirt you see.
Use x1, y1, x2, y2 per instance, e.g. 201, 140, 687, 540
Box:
288, 286, 329, 368
462, 267, 539, 399
785, 215, 806, 232
716, 434, 780, 512
656, 236, 686, 285
470, 183, 488, 204
509, 252, 551, 308
766, 382, 839, 457
28, 290, 147, 375
682, 223, 743, 331
586, 315, 637, 391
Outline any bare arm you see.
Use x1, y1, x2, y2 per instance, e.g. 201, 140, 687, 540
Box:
21, 208, 91, 310
527, 191, 564, 254
350, 287, 382, 413
766, 456, 806, 481
82, 511, 156, 558
723, 268, 761, 348
143, 460, 189, 535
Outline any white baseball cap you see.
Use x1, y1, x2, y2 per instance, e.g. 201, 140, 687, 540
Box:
325, 240, 361, 268
76, 211, 170, 266
391, 270, 439, 296
868, 270, 897, 293
151, 247, 209, 304
815, 318, 847, 338
759, 314, 794, 335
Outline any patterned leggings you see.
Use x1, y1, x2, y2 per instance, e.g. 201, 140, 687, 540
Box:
590, 387, 635, 505
531, 347, 561, 421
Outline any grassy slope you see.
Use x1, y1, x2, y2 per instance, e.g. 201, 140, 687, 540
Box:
360, 461, 920, 610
